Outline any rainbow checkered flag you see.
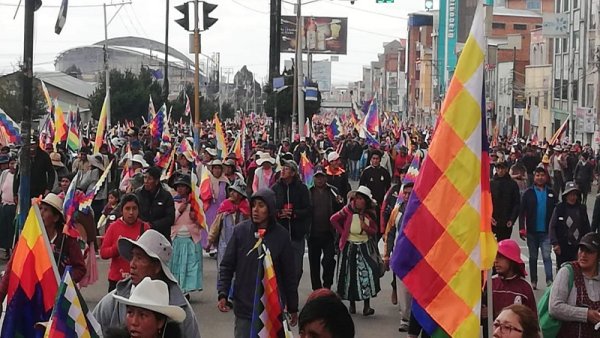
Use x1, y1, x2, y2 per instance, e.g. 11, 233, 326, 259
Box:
44, 266, 101, 338
391, 3, 497, 337
250, 245, 291, 338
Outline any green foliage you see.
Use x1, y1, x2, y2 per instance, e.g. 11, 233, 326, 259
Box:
0, 71, 47, 122
263, 72, 321, 126
88, 67, 163, 124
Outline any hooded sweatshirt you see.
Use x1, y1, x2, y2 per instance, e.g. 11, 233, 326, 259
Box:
217, 188, 299, 320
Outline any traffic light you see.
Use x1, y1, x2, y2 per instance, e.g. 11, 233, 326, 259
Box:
175, 2, 191, 31
202, 2, 218, 31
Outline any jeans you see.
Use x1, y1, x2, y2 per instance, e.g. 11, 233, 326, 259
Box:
291, 238, 306, 285
526, 232, 553, 284
307, 233, 336, 290
349, 160, 360, 180
234, 317, 252, 338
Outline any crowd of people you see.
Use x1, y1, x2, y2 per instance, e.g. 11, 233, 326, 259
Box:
0, 113, 599, 337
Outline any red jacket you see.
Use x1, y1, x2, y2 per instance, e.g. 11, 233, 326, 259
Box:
100, 218, 150, 282
330, 204, 377, 252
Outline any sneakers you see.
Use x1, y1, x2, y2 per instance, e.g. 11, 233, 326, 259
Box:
398, 321, 409, 332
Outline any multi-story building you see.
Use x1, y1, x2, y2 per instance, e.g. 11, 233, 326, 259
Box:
407, 11, 434, 125
525, 29, 554, 141
551, 0, 596, 144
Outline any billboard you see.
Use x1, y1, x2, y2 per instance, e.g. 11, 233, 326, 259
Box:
281, 16, 348, 55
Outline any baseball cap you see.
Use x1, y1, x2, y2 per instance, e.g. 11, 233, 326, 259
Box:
579, 233, 600, 252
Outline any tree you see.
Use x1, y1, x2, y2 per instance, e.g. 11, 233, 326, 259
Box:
263, 67, 321, 127
0, 70, 48, 122
88, 67, 163, 125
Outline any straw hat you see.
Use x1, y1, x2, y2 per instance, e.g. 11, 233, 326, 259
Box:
50, 152, 64, 167
41, 193, 64, 218
113, 277, 186, 323
131, 154, 149, 168
347, 186, 376, 205
118, 230, 177, 283
256, 152, 276, 166
327, 151, 340, 162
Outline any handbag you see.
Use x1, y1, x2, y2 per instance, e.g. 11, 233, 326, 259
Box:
538, 263, 574, 338
367, 237, 385, 278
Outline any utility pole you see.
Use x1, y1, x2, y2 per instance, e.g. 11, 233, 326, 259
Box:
596, 2, 600, 134
296, 0, 305, 137
164, 0, 170, 106
568, 13, 575, 142
193, 0, 201, 133
103, 4, 110, 129
18, 0, 36, 228
102, 1, 130, 129
269, 0, 282, 83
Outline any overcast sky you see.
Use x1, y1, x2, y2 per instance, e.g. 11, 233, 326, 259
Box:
0, 0, 428, 85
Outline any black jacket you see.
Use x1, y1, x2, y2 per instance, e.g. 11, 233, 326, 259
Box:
135, 184, 175, 240
491, 174, 521, 226
574, 161, 594, 187
272, 176, 311, 241
326, 167, 351, 207
347, 143, 363, 161
217, 188, 299, 319
359, 165, 391, 206
13, 146, 55, 198
592, 194, 600, 232
519, 186, 558, 234
549, 201, 590, 246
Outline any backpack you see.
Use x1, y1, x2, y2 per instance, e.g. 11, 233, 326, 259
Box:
538, 263, 574, 338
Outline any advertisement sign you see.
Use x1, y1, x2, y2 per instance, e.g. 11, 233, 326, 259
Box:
542, 13, 569, 37
281, 16, 348, 55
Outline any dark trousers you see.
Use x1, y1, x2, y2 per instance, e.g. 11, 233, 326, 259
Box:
0, 204, 16, 252
108, 280, 118, 293
307, 232, 336, 290
553, 171, 564, 195
493, 223, 513, 241
556, 243, 579, 269
408, 311, 430, 337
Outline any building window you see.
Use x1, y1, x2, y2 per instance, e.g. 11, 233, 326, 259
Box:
544, 91, 549, 109
556, 0, 562, 12
492, 22, 506, 29
513, 24, 528, 30
563, 0, 569, 12
527, 0, 541, 10
573, 0, 579, 9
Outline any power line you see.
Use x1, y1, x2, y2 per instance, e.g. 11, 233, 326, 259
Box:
326, 1, 408, 20
228, 0, 269, 14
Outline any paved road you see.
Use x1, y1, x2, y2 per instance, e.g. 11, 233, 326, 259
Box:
82, 183, 598, 337
3, 183, 598, 337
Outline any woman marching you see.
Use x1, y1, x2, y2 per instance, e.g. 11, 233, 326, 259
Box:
207, 179, 250, 270
330, 185, 381, 316
169, 174, 204, 299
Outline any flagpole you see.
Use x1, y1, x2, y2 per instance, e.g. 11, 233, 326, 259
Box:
486, 269, 493, 335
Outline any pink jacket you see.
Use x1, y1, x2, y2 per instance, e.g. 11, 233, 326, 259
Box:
171, 200, 203, 243
330, 205, 377, 251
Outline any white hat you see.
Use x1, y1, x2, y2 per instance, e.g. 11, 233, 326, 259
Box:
256, 152, 276, 166
209, 159, 223, 167
87, 154, 105, 171
118, 229, 177, 283
327, 151, 340, 162
205, 147, 217, 157
131, 154, 149, 168
41, 193, 64, 218
50, 152, 64, 167
347, 185, 376, 205
113, 277, 186, 323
